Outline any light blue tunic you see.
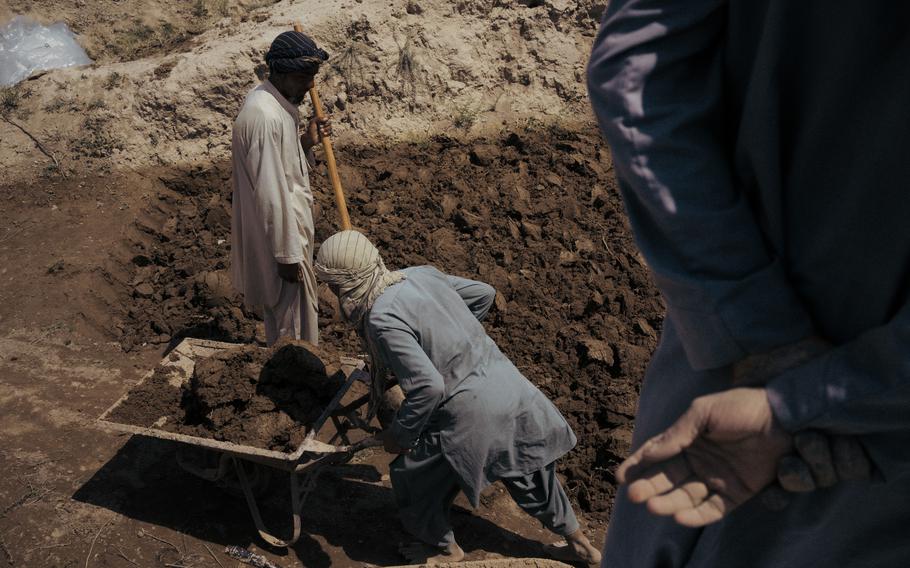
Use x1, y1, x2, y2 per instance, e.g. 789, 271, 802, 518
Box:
366, 266, 577, 506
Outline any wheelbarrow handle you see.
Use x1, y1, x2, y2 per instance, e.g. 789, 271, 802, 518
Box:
346, 435, 383, 452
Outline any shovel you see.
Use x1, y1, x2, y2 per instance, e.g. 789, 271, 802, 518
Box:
294, 21, 352, 231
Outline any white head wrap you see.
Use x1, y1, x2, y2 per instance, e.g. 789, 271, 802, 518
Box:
314, 230, 406, 326
314, 230, 405, 419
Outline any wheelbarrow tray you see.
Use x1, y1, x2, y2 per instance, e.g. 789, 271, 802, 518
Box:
95, 337, 366, 471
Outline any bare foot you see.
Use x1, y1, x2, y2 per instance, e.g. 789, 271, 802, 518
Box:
398, 541, 465, 565
544, 529, 602, 565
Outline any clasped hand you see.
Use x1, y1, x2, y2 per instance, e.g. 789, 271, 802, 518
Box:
618, 387, 871, 527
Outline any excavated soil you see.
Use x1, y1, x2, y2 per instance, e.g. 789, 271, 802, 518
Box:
111, 126, 663, 519
107, 339, 349, 451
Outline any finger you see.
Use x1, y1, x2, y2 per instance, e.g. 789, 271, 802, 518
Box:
618, 405, 706, 484
646, 478, 711, 516
759, 483, 790, 511
626, 455, 692, 503
777, 455, 816, 492
674, 492, 734, 527
832, 436, 872, 481
793, 430, 837, 487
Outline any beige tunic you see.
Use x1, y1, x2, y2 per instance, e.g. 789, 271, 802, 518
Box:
230, 80, 317, 332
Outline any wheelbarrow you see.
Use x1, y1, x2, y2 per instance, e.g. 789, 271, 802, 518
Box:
96, 338, 382, 547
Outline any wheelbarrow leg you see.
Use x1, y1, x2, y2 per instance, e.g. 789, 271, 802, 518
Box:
232, 457, 322, 548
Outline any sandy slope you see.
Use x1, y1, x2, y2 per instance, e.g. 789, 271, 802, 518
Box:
1, 0, 604, 182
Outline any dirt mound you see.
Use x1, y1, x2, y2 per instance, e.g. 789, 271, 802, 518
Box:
117, 168, 261, 351
2, 0, 606, 182
108, 339, 348, 451
111, 125, 663, 519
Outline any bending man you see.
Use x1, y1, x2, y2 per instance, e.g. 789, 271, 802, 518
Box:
230, 30, 331, 345
314, 230, 601, 565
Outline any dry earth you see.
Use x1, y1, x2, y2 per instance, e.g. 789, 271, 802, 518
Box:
0, 1, 666, 567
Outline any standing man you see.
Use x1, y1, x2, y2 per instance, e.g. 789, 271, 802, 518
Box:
588, 1, 910, 567
231, 30, 331, 345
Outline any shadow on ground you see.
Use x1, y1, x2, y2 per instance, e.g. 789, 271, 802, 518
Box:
74, 436, 551, 567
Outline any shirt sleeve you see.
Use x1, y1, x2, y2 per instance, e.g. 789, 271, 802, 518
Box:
766, 300, 910, 480
371, 314, 446, 449
586, 0, 814, 370
446, 275, 495, 321
242, 116, 304, 264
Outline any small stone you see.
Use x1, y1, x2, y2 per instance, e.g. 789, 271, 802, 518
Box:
591, 185, 608, 208
575, 238, 595, 254
152, 334, 171, 345
447, 80, 467, 92
635, 318, 656, 337
520, 220, 542, 240
577, 337, 615, 366
375, 200, 394, 216
46, 260, 65, 274
441, 194, 459, 219
494, 291, 508, 314
469, 144, 498, 167
133, 282, 155, 299
558, 250, 578, 265
609, 428, 633, 456
544, 173, 562, 187
507, 219, 521, 240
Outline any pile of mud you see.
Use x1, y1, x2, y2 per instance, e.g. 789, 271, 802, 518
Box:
107, 339, 347, 451
115, 126, 664, 518
116, 174, 261, 352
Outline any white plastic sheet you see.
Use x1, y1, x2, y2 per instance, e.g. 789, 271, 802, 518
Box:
0, 16, 92, 87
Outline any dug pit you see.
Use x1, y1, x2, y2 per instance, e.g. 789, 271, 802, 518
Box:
101, 127, 663, 520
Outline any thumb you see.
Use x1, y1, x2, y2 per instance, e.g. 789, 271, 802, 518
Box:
617, 400, 708, 484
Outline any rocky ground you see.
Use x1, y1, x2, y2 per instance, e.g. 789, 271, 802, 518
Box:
0, 1, 666, 566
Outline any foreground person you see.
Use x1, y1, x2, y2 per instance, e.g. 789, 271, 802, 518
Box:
588, 1, 910, 566
230, 30, 331, 345
314, 230, 601, 565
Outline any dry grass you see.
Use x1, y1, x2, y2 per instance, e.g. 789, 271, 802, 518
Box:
452, 102, 480, 130
332, 42, 370, 94
103, 72, 124, 89
1, 85, 34, 119
391, 32, 427, 99
73, 116, 120, 158
0, 87, 21, 116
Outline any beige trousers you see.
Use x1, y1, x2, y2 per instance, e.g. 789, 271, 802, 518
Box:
262, 273, 318, 346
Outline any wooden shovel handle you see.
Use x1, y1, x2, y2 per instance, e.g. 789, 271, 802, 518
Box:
293, 22, 352, 231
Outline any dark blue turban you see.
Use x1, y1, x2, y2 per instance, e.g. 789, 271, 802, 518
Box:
265, 31, 329, 74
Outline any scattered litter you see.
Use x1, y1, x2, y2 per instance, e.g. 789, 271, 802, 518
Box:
224, 546, 282, 568
0, 16, 92, 87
